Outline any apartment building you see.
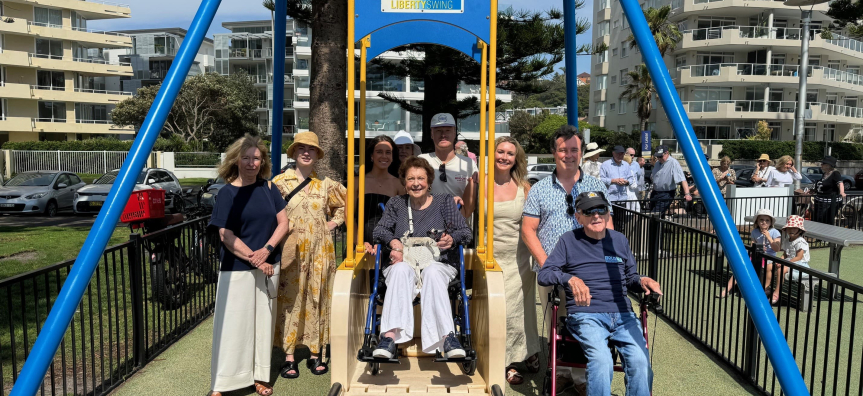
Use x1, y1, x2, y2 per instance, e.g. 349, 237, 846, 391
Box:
215, 19, 512, 142
0, 0, 134, 144
588, 0, 863, 143
103, 28, 214, 94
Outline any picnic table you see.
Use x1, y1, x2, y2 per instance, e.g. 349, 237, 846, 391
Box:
744, 216, 863, 281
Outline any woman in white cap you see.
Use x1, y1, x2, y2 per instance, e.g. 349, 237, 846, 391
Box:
582, 142, 604, 179
272, 131, 347, 379
393, 130, 416, 162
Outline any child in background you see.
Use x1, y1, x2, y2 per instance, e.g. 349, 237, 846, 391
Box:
718, 208, 781, 298
771, 215, 810, 305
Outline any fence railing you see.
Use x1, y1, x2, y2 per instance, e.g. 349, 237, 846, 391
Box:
9, 150, 129, 175
173, 152, 221, 168
613, 206, 863, 396
1, 219, 348, 395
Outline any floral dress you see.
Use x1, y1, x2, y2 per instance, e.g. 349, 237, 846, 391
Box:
272, 169, 347, 354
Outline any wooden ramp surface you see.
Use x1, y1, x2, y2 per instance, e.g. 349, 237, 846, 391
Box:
346, 356, 487, 395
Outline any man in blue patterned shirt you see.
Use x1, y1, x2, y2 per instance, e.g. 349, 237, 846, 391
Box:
522, 125, 610, 395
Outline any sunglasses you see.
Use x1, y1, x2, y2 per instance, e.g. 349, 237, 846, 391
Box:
565, 194, 575, 217
439, 164, 447, 182
580, 207, 610, 216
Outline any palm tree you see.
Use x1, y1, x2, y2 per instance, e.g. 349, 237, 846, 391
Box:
626, 5, 682, 57
619, 65, 654, 132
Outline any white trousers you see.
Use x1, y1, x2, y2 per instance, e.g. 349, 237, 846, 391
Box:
538, 283, 586, 384
379, 261, 458, 354
211, 270, 275, 392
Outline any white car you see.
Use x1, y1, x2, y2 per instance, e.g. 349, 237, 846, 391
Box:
74, 168, 183, 215
527, 164, 556, 185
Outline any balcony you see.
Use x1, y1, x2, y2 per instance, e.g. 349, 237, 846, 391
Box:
668, 0, 828, 17
32, 117, 134, 134
6, 21, 133, 48
676, 64, 863, 95
681, 100, 863, 124
682, 26, 863, 63
294, 99, 309, 109
259, 99, 294, 110
22, 52, 132, 76
9, 0, 131, 18
229, 48, 273, 60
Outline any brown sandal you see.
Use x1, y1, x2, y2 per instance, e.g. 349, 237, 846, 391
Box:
506, 366, 524, 385
525, 353, 541, 373
254, 381, 273, 396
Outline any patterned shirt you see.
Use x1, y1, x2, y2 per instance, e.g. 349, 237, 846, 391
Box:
651, 157, 686, 191
523, 168, 610, 271
600, 159, 637, 202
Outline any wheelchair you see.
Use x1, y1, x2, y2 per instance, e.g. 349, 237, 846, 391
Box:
541, 286, 663, 396
356, 204, 477, 376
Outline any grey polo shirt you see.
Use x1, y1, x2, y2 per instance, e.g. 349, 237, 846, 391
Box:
651, 157, 686, 191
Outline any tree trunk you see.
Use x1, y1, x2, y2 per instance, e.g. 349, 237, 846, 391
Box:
310, 0, 347, 183
419, 46, 460, 151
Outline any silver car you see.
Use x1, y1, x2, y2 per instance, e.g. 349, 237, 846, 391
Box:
199, 177, 226, 209
0, 171, 86, 216
527, 164, 556, 185
74, 168, 183, 214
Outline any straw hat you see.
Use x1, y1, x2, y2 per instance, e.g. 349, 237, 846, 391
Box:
785, 215, 806, 232
754, 208, 775, 228
287, 131, 325, 159
757, 153, 771, 162
584, 142, 604, 158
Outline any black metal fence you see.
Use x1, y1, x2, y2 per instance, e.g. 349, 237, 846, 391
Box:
0, 218, 351, 396
613, 206, 863, 395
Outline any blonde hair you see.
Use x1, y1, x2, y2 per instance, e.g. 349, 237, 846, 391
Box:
495, 136, 529, 188
776, 155, 793, 169
623, 154, 633, 164
720, 156, 732, 166
218, 134, 271, 183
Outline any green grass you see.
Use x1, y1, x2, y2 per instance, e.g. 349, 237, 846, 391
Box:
76, 173, 103, 184
178, 178, 211, 187
0, 226, 128, 280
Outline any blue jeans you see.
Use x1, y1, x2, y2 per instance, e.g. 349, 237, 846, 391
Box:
651, 190, 675, 218
566, 312, 652, 396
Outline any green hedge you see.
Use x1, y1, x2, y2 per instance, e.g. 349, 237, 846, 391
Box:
1, 135, 191, 152
717, 140, 863, 161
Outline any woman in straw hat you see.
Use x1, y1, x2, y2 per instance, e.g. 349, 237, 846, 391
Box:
582, 142, 604, 179
751, 154, 775, 187
272, 132, 347, 379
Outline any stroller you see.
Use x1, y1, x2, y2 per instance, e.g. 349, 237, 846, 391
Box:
542, 287, 663, 395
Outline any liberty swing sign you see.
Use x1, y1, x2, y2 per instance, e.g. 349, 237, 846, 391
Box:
382, 0, 464, 13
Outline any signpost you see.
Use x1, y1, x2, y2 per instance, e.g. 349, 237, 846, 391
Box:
641, 130, 651, 156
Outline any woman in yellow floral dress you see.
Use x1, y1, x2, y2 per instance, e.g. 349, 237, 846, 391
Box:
272, 132, 347, 379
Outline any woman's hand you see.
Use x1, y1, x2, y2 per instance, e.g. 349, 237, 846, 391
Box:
789, 165, 798, 174
390, 250, 403, 263
249, 248, 269, 267
327, 221, 338, 231
364, 242, 377, 255
258, 263, 275, 276
437, 233, 454, 250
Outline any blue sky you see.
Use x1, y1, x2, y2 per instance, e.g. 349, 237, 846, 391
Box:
89, 0, 593, 78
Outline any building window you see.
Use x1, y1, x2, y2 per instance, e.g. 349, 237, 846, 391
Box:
596, 101, 606, 116
618, 125, 627, 132
621, 43, 628, 58
34, 7, 62, 28
75, 103, 110, 123
611, 75, 617, 84
824, 124, 836, 141
35, 39, 63, 59
612, 48, 618, 57
804, 122, 817, 141
613, 19, 620, 29
600, 0, 610, 9
610, 103, 616, 111
619, 99, 627, 114
36, 70, 65, 90
595, 75, 607, 90
598, 21, 609, 36
619, 68, 628, 85
37, 101, 66, 122
596, 50, 608, 64
70, 11, 87, 31
633, 124, 640, 131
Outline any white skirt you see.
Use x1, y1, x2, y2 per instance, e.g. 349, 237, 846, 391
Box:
211, 269, 277, 392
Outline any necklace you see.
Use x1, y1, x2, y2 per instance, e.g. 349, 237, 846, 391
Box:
494, 178, 511, 187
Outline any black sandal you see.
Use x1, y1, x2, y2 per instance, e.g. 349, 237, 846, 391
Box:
307, 357, 329, 375
280, 360, 300, 379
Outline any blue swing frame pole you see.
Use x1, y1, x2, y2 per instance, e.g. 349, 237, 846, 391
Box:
617, 0, 808, 393
563, 0, 579, 127
9, 1, 222, 394
270, 0, 287, 177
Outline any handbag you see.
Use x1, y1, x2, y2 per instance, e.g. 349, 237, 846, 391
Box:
399, 196, 440, 290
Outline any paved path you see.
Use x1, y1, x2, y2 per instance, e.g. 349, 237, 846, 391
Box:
0, 213, 102, 228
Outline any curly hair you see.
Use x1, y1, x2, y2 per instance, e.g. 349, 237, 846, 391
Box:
218, 134, 271, 183
398, 156, 435, 187
495, 136, 529, 188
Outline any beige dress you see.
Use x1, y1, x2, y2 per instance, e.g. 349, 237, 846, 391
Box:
493, 187, 541, 365
272, 169, 347, 355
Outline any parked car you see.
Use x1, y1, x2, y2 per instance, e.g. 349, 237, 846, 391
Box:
74, 168, 182, 215
802, 166, 854, 190
0, 171, 86, 216
734, 165, 815, 189
527, 164, 556, 185
199, 177, 226, 208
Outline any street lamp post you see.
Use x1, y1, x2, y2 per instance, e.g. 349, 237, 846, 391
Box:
785, 0, 829, 189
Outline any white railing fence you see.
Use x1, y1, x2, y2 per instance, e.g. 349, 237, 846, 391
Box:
9, 150, 129, 174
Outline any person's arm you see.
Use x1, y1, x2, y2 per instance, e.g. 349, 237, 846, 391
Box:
219, 228, 254, 259
765, 170, 775, 187
522, 216, 548, 267
536, 239, 572, 287
839, 175, 846, 197
789, 248, 805, 263
461, 174, 476, 218
327, 179, 348, 228
600, 162, 612, 186
372, 196, 399, 246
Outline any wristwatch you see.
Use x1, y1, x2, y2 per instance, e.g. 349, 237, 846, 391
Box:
265, 244, 274, 253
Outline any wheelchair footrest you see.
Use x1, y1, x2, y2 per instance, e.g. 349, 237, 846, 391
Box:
357, 348, 403, 364
433, 350, 476, 363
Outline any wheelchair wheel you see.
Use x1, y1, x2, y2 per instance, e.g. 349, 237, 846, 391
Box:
371, 362, 381, 376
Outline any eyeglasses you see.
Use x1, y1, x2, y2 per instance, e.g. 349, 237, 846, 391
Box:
580, 207, 610, 216
565, 194, 575, 217
439, 164, 447, 182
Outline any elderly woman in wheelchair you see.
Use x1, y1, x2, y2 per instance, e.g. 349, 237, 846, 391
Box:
538, 191, 662, 396
369, 156, 473, 361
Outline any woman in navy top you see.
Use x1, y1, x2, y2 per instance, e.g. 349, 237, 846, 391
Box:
208, 135, 289, 396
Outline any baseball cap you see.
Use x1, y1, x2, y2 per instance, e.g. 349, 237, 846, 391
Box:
430, 113, 456, 128
393, 130, 413, 145
613, 145, 626, 154
654, 145, 669, 157
575, 191, 610, 212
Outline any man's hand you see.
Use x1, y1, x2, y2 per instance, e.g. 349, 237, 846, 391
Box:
684, 193, 693, 202
567, 276, 592, 306
640, 277, 663, 296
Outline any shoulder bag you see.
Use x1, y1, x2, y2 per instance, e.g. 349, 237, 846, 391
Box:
400, 195, 441, 289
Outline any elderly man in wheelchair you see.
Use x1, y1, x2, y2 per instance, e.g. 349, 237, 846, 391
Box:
539, 191, 662, 396
367, 157, 473, 363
